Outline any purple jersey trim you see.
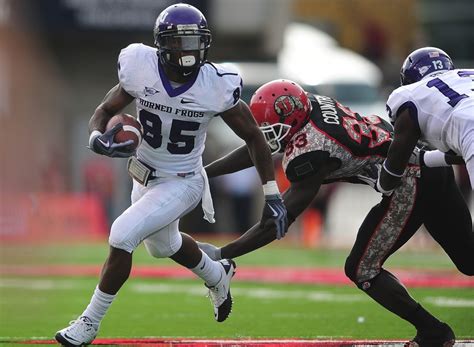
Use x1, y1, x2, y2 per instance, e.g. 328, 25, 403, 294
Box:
397, 101, 420, 133
158, 60, 199, 97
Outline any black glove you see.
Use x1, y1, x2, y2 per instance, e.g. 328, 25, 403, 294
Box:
261, 194, 288, 240
89, 123, 135, 158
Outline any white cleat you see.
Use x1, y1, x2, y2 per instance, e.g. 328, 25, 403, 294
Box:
206, 258, 236, 322
55, 316, 98, 346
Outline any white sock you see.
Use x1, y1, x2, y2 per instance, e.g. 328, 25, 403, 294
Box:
81, 286, 116, 327
191, 250, 222, 286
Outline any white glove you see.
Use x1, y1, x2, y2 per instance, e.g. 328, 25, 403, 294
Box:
196, 241, 222, 261
356, 163, 382, 190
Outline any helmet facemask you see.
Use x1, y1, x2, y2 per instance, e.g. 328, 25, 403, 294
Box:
250, 79, 312, 155
153, 4, 212, 77
259, 123, 292, 154
156, 28, 211, 76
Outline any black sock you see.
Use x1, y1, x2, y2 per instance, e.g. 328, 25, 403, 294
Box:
363, 269, 441, 330
409, 304, 443, 331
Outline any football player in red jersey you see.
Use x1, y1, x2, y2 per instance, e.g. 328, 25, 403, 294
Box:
199, 79, 473, 347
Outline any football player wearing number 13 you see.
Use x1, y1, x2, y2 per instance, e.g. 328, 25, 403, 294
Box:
55, 3, 287, 346
199, 79, 473, 347
379, 47, 474, 193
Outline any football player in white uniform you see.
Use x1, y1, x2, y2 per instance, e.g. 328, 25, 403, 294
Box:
378, 47, 474, 194
55, 4, 287, 346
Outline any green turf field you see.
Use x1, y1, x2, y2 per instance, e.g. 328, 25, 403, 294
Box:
1, 241, 473, 343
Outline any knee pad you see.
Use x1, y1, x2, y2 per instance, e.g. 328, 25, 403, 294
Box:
143, 225, 183, 258
457, 263, 474, 276
344, 255, 358, 283
108, 216, 137, 253
344, 255, 381, 289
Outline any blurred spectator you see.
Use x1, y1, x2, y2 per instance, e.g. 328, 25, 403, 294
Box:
361, 18, 388, 64
275, 157, 336, 246
219, 167, 260, 233
82, 158, 116, 229
41, 148, 66, 193
309, 184, 337, 234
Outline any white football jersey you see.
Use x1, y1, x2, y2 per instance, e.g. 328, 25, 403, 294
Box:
386, 69, 474, 153
118, 43, 242, 176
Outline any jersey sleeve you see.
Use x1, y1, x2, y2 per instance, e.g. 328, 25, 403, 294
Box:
285, 150, 336, 182
386, 87, 419, 124
386, 86, 420, 130
386, 88, 406, 124
117, 43, 146, 98
212, 64, 243, 113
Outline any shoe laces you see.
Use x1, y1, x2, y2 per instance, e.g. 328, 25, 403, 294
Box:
66, 317, 96, 339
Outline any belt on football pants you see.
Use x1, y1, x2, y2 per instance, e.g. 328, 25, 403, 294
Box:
127, 157, 214, 223
127, 157, 195, 186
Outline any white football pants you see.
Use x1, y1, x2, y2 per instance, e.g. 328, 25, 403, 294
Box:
109, 173, 204, 254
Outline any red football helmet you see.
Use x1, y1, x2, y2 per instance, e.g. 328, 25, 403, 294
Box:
250, 79, 311, 154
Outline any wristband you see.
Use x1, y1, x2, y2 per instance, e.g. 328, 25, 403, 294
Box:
376, 178, 395, 196
419, 150, 426, 167
89, 130, 102, 147
382, 161, 404, 178
423, 150, 448, 167
263, 180, 280, 196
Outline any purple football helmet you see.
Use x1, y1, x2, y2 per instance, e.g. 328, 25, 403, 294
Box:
153, 3, 211, 76
400, 47, 454, 85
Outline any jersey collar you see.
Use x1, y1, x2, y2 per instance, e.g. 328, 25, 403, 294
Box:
158, 60, 199, 97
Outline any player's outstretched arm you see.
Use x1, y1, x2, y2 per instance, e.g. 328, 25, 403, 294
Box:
378, 108, 420, 194
217, 165, 334, 259
418, 149, 465, 167
205, 145, 254, 178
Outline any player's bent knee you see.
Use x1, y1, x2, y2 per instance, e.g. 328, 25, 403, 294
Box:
344, 255, 381, 287
144, 243, 176, 258
108, 219, 137, 254
456, 263, 474, 276
344, 256, 358, 283
108, 234, 135, 253
143, 230, 183, 258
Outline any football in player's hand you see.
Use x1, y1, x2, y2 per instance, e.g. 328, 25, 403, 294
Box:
106, 114, 143, 151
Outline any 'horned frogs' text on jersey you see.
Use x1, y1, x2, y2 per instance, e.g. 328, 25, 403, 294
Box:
118, 43, 242, 176
386, 69, 474, 155
282, 94, 417, 186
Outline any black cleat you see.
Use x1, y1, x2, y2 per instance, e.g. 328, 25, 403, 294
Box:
206, 259, 236, 322
405, 322, 455, 347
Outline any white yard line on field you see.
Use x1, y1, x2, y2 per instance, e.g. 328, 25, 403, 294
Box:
1, 278, 473, 308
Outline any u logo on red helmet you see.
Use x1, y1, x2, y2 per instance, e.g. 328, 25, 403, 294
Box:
274, 95, 304, 122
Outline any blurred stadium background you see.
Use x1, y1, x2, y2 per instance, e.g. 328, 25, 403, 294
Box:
0, 0, 473, 345
1, 0, 473, 243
